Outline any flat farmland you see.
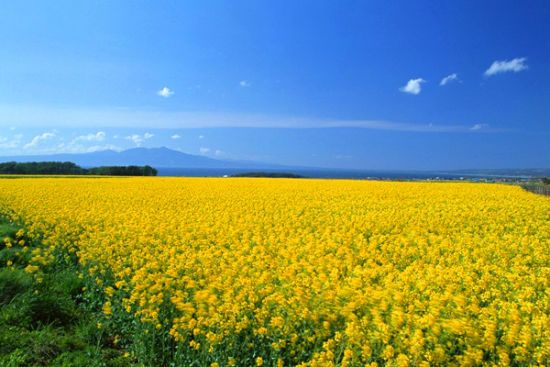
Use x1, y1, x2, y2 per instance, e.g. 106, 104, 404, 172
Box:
1, 177, 549, 366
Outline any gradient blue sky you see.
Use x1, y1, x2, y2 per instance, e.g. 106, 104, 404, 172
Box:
1, 1, 549, 169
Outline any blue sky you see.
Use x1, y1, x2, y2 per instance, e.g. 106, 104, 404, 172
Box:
0, 1, 548, 169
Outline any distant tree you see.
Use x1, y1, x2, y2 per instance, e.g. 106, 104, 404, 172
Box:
87, 165, 158, 176
0, 161, 85, 175
542, 177, 550, 185
0, 161, 158, 176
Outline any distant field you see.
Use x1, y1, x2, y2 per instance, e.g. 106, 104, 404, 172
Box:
1, 177, 549, 366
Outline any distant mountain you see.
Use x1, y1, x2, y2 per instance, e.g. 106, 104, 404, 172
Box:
0, 147, 287, 170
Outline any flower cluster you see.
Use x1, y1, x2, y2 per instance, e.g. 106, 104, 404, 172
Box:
0, 177, 549, 366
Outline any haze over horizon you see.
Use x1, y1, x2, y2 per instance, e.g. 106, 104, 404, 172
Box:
1, 1, 549, 170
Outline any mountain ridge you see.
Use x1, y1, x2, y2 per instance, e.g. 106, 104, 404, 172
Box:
0, 147, 287, 170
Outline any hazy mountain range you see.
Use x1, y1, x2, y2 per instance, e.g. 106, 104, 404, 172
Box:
0, 147, 287, 170
0, 147, 548, 178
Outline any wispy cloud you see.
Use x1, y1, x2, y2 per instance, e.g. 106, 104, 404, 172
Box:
199, 147, 210, 155
0, 134, 23, 149
470, 123, 489, 131
86, 144, 121, 153
440, 73, 459, 86
125, 134, 142, 145
171, 134, 181, 139
125, 132, 154, 147
399, 78, 425, 95
56, 142, 122, 154
157, 87, 175, 98
72, 131, 106, 143
484, 57, 528, 76
198, 135, 204, 139
0, 105, 510, 133
55, 131, 114, 153
24, 132, 55, 149
239, 80, 251, 87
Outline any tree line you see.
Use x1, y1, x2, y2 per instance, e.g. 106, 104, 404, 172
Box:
0, 161, 158, 176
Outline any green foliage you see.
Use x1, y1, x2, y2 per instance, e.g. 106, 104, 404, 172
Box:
87, 165, 158, 176
0, 268, 33, 306
0, 217, 135, 366
0, 247, 30, 267
542, 177, 550, 185
0, 223, 18, 239
51, 350, 92, 366
0, 161, 85, 175
51, 269, 85, 299
0, 161, 158, 176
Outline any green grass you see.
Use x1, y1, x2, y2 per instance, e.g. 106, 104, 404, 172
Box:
0, 217, 132, 366
0, 223, 18, 239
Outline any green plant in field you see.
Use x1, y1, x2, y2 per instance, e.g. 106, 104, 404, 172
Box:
0, 268, 33, 306
0, 223, 18, 239
0, 217, 134, 366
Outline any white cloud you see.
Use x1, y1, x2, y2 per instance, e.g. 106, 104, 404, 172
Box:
239, 80, 251, 87
440, 73, 458, 86
199, 147, 210, 155
73, 131, 106, 143
124, 133, 153, 146
215, 149, 224, 156
157, 87, 175, 98
0, 134, 22, 149
171, 134, 181, 139
55, 142, 122, 154
470, 123, 489, 131
399, 78, 425, 95
54, 132, 115, 153
86, 144, 122, 153
484, 57, 528, 76
23, 132, 55, 149
198, 135, 204, 139
125, 134, 143, 145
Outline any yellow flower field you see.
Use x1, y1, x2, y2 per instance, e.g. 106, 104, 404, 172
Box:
0, 177, 549, 366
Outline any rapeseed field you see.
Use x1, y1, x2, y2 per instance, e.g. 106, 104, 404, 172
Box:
0, 177, 549, 366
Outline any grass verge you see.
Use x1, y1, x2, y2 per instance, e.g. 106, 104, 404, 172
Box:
0, 217, 133, 367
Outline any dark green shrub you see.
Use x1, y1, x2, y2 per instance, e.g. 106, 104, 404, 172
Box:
26, 292, 78, 327
50, 269, 85, 299
0, 268, 33, 306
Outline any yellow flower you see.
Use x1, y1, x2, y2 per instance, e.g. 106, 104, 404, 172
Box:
0, 177, 549, 364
